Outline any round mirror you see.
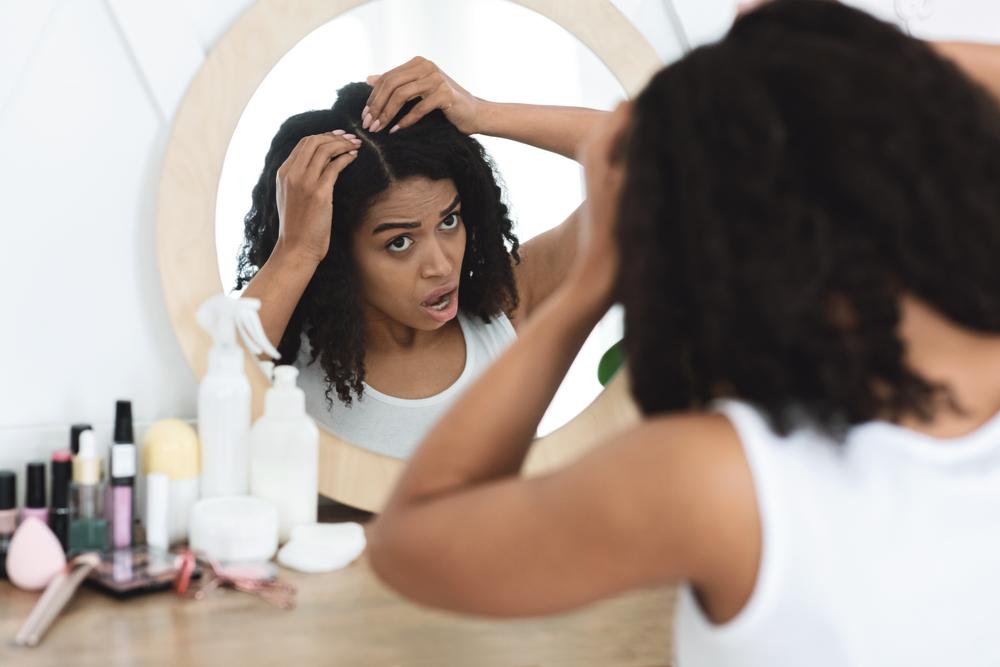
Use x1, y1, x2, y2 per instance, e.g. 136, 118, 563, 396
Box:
215, 0, 626, 455
157, 0, 662, 510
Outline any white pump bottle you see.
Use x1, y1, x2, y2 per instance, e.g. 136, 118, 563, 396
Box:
196, 295, 280, 498
250, 365, 319, 542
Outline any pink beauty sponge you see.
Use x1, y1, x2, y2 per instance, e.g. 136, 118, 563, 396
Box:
6, 517, 67, 591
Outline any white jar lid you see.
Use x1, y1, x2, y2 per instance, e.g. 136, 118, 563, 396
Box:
189, 496, 278, 563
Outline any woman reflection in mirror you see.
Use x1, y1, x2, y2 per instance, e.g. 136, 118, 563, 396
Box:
237, 60, 606, 457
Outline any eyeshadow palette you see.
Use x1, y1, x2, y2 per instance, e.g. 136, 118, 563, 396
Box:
86, 545, 200, 598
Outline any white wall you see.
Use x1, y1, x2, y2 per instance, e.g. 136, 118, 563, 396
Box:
1, 0, 996, 506
0, 0, 257, 501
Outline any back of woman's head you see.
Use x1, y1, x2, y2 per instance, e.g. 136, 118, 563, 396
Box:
618, 0, 1000, 434
237, 82, 519, 405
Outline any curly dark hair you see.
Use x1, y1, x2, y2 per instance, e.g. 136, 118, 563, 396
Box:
236, 82, 520, 406
617, 0, 1000, 435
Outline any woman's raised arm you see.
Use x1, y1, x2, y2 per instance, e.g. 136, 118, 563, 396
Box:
241, 131, 361, 351
362, 56, 607, 162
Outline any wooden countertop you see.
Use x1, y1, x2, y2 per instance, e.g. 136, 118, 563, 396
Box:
0, 506, 677, 666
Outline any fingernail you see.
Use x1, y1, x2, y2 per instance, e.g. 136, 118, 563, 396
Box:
389, 124, 400, 134
332, 129, 345, 135
350, 137, 362, 144
344, 133, 356, 140
363, 113, 371, 129
371, 119, 381, 132
362, 106, 369, 118
349, 150, 358, 156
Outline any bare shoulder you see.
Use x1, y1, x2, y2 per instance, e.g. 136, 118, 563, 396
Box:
603, 412, 760, 599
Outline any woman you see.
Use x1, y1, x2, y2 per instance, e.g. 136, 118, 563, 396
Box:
238, 59, 606, 457
367, 2, 1000, 665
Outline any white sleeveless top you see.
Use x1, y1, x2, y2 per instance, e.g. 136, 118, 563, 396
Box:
294, 311, 516, 459
674, 398, 1000, 667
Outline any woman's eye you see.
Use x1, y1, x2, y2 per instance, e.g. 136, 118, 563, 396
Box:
387, 236, 413, 253
440, 212, 461, 230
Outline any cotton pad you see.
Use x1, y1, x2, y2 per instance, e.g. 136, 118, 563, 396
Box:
276, 522, 366, 573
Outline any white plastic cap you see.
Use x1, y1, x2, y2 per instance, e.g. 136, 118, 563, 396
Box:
78, 430, 98, 460
73, 429, 102, 485
265, 365, 306, 419
145, 473, 170, 551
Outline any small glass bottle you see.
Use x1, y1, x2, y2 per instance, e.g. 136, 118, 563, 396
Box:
68, 429, 109, 554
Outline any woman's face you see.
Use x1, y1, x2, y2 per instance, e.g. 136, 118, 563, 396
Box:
351, 176, 466, 331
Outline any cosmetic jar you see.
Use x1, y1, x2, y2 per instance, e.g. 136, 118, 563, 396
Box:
189, 497, 278, 563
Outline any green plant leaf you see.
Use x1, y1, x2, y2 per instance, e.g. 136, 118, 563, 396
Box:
597, 339, 625, 386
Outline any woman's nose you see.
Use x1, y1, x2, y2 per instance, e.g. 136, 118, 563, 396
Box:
420, 239, 454, 279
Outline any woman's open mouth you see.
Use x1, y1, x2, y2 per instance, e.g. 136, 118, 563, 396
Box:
420, 287, 459, 322
425, 291, 452, 311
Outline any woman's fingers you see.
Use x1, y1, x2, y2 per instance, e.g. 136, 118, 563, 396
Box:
388, 90, 447, 134
363, 57, 435, 130
375, 79, 437, 132
318, 148, 359, 192
281, 132, 339, 181
304, 132, 361, 179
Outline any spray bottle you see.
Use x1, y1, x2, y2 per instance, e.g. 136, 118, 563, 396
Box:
250, 366, 319, 542
196, 295, 280, 498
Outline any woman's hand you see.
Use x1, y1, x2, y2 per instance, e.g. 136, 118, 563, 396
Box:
274, 130, 361, 265
570, 101, 633, 305
362, 57, 483, 135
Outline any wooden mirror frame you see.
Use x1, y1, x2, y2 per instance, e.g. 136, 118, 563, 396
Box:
156, 0, 661, 511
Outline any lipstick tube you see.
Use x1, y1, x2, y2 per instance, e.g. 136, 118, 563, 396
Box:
49, 451, 72, 552
22, 462, 48, 524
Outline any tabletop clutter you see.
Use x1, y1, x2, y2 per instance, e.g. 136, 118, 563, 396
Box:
2, 294, 367, 646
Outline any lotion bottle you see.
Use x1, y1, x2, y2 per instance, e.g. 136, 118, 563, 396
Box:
250, 365, 319, 543
196, 295, 280, 498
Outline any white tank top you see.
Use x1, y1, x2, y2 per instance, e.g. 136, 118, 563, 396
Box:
294, 311, 516, 459
675, 398, 1000, 667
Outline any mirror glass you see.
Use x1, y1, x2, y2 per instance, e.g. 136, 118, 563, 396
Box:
215, 0, 627, 457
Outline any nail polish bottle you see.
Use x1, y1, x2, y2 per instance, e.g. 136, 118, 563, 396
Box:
0, 470, 16, 578
68, 430, 108, 555
21, 462, 48, 524
49, 451, 72, 551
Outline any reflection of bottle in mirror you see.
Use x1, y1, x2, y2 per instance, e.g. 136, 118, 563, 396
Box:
69, 430, 109, 555
250, 365, 319, 543
197, 295, 280, 498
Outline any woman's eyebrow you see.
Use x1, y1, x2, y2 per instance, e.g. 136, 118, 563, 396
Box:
372, 221, 420, 235
439, 194, 461, 216
370, 195, 462, 235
